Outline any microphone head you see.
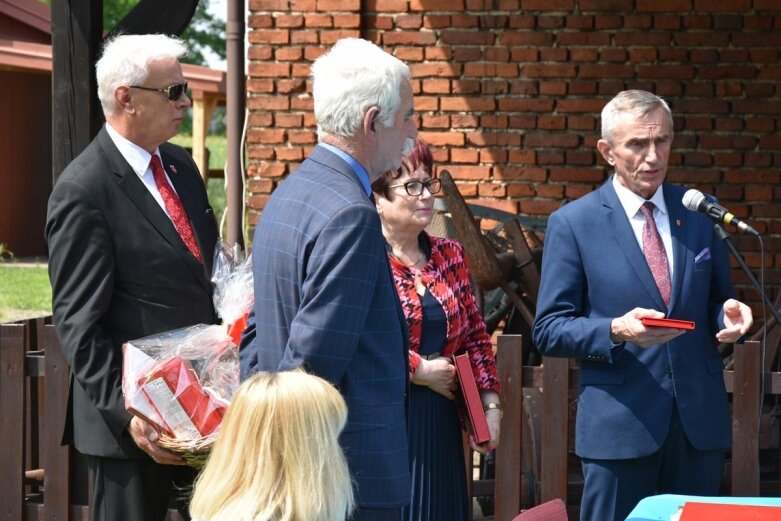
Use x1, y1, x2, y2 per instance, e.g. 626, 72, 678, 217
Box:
682, 189, 706, 212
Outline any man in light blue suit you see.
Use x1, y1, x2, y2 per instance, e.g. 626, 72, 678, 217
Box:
240, 38, 417, 520
533, 90, 753, 521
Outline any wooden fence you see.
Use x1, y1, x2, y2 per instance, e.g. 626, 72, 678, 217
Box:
0, 320, 775, 521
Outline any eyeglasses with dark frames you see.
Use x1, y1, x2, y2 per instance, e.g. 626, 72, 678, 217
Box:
129, 82, 189, 101
387, 178, 442, 197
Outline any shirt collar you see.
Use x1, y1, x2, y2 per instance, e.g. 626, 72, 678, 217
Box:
105, 123, 161, 178
318, 142, 372, 197
611, 174, 668, 219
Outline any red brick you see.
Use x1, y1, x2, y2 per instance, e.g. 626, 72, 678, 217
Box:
508, 150, 536, 163
613, 31, 670, 47
423, 15, 451, 29
694, 0, 750, 10
521, 0, 574, 8
365, 0, 408, 11
290, 0, 316, 9
500, 32, 554, 46
451, 149, 479, 163
425, 47, 451, 61
481, 15, 509, 29
275, 147, 304, 161
421, 79, 450, 94
549, 168, 605, 182
291, 30, 319, 44
275, 47, 303, 61
246, 145, 275, 160
316, 0, 359, 10
248, 112, 273, 127
556, 99, 605, 113
497, 167, 545, 181
466, 131, 522, 146
556, 32, 611, 45
246, 177, 275, 194
452, 80, 481, 94
526, 133, 580, 148
478, 183, 508, 197
453, 48, 482, 62
451, 115, 480, 128
481, 115, 509, 129
540, 48, 568, 62
579, 0, 633, 11
539, 115, 566, 130
510, 80, 539, 95
579, 64, 634, 78
506, 183, 536, 197
275, 114, 303, 128
248, 46, 273, 60
383, 31, 437, 46
304, 14, 332, 27
410, 62, 463, 78
249, 15, 273, 28
445, 165, 491, 180
248, 29, 290, 44
629, 47, 658, 62
321, 30, 362, 44
480, 149, 508, 163
522, 64, 577, 78
653, 14, 681, 29
249, 0, 288, 8
498, 98, 554, 112
537, 184, 565, 198
410, 0, 465, 9
441, 30, 495, 45
414, 96, 439, 111
637, 0, 692, 10
247, 79, 274, 93
508, 115, 537, 129
333, 14, 360, 27
441, 97, 495, 112
538, 15, 565, 29
419, 131, 465, 146
422, 115, 450, 129
452, 14, 479, 28
483, 81, 510, 95
394, 46, 424, 62
396, 14, 423, 29
569, 81, 598, 95
759, 136, 781, 149
365, 15, 393, 30
520, 199, 563, 216
247, 96, 290, 110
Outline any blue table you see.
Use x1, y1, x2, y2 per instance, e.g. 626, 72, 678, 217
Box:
626, 494, 781, 520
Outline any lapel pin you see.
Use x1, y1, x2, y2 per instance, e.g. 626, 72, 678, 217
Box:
169, 164, 178, 174
675, 219, 682, 227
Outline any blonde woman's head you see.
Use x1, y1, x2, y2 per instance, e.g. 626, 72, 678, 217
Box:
190, 369, 354, 521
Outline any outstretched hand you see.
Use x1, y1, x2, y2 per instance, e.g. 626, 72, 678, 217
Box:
716, 298, 753, 343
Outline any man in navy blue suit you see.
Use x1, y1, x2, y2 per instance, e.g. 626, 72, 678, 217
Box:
240, 38, 417, 520
533, 90, 753, 521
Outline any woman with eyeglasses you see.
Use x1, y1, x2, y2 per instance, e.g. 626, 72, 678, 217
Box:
372, 138, 501, 521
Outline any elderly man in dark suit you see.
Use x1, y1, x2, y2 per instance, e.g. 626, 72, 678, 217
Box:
240, 37, 417, 520
46, 34, 217, 521
533, 90, 753, 521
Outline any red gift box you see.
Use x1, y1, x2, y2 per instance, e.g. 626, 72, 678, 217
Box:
453, 353, 491, 445
140, 356, 227, 439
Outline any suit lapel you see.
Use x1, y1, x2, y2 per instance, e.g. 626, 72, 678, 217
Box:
600, 181, 668, 311
97, 130, 211, 292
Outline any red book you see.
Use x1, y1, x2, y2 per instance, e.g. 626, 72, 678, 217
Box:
679, 501, 781, 520
453, 353, 491, 445
641, 317, 696, 330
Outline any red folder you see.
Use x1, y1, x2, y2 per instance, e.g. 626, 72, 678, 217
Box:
641, 317, 696, 330
453, 353, 491, 445
679, 501, 781, 520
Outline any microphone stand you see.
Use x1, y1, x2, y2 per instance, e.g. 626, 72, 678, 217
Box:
714, 224, 781, 327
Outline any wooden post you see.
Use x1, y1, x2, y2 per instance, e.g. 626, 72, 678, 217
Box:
50, 0, 102, 183
495, 334, 524, 519
0, 323, 26, 521
731, 340, 761, 496
541, 356, 569, 503
44, 325, 73, 520
191, 95, 218, 181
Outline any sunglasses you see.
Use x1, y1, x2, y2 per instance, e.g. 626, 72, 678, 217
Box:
386, 179, 442, 197
130, 81, 189, 101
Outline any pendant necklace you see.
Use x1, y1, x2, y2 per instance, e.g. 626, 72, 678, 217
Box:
390, 248, 427, 296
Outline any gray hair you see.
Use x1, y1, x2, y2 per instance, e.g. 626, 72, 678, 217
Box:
600, 90, 673, 144
96, 34, 188, 114
311, 38, 411, 140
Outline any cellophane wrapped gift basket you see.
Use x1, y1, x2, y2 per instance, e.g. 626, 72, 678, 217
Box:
122, 242, 252, 467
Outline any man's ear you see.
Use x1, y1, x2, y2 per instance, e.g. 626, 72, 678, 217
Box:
596, 139, 614, 165
115, 86, 134, 113
363, 106, 380, 137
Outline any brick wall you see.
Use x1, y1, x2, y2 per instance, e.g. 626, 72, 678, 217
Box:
245, 0, 781, 315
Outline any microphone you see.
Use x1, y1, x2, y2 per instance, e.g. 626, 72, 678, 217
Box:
682, 189, 759, 236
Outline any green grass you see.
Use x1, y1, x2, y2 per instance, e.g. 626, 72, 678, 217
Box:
0, 265, 52, 323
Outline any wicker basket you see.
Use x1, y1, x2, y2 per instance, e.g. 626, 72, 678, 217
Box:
157, 433, 217, 468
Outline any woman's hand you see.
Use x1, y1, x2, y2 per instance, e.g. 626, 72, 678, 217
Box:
411, 356, 457, 399
470, 390, 501, 454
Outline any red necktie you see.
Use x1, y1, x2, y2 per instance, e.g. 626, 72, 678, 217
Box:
639, 201, 671, 307
150, 155, 203, 264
